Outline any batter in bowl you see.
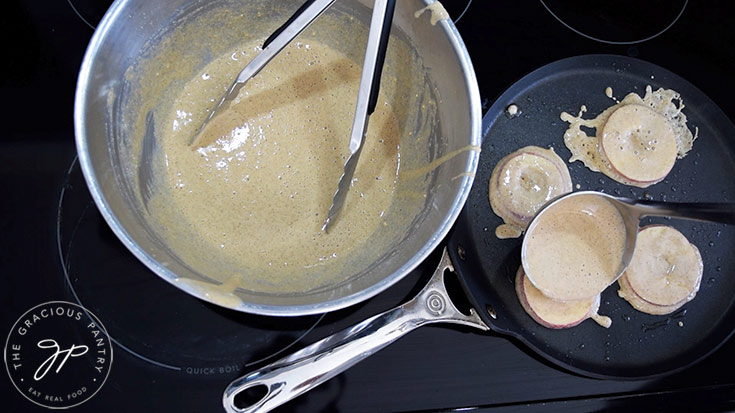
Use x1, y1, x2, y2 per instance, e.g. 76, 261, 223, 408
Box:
148, 38, 402, 293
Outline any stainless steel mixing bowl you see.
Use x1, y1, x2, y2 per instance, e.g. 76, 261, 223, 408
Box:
74, 0, 481, 315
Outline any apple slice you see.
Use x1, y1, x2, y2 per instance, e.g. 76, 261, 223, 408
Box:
624, 225, 703, 309
516, 266, 610, 329
489, 146, 572, 238
617, 272, 683, 316
600, 104, 677, 185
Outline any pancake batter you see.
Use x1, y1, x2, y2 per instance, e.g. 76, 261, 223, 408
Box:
148, 39, 402, 293
414, 2, 450, 26
561, 86, 698, 188
523, 193, 627, 301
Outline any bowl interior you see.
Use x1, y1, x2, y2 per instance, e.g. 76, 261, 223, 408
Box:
75, 0, 479, 315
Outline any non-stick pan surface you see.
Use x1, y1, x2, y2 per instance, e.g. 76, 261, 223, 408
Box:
448, 54, 735, 379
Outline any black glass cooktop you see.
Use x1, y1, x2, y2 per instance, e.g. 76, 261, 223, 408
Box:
2, 0, 735, 411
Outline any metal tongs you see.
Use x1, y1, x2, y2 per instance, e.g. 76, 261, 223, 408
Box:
192, 0, 397, 232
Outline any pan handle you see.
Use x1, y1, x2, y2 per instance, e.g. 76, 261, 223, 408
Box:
222, 247, 489, 413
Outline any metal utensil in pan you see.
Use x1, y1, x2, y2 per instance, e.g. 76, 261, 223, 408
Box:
222, 55, 735, 412
521, 191, 735, 296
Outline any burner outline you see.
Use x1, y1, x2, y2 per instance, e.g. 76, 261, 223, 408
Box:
539, 0, 688, 45
66, 0, 96, 30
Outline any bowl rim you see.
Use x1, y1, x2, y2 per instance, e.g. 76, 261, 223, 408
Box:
74, 0, 482, 316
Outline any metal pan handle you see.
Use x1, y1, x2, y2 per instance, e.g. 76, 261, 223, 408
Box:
222, 248, 489, 413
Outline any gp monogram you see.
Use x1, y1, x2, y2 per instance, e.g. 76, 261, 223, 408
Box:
4, 301, 113, 409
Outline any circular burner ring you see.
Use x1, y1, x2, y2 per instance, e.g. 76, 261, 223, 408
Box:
540, 0, 688, 45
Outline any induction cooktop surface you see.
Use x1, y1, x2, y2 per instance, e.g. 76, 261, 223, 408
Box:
2, 1, 734, 411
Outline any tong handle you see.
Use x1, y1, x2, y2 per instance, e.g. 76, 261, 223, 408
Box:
367, 0, 396, 114
191, 0, 335, 146
263, 0, 318, 49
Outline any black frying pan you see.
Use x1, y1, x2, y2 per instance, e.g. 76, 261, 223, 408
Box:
449, 54, 735, 379
223, 55, 735, 412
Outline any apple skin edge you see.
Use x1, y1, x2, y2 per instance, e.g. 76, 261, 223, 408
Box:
618, 225, 703, 314
515, 266, 597, 329
490, 147, 573, 228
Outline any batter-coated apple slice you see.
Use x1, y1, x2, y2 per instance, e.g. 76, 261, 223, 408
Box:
617, 272, 683, 316
600, 104, 678, 184
516, 266, 611, 329
621, 225, 703, 311
489, 146, 572, 238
